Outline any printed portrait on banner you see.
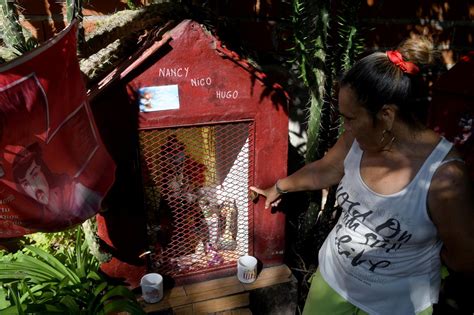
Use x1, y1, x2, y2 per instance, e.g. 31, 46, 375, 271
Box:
0, 23, 115, 236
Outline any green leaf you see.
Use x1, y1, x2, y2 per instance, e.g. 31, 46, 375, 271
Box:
59, 295, 80, 313
6, 284, 24, 315
0, 305, 20, 315
88, 282, 108, 313
0, 287, 11, 310
26, 282, 55, 300
92, 282, 108, 298
18, 255, 66, 280
86, 270, 102, 281
35, 291, 55, 302
24, 246, 80, 284
441, 265, 450, 280
0, 261, 54, 282
75, 228, 85, 278
20, 279, 37, 304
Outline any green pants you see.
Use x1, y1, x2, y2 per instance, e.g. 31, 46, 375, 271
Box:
302, 269, 433, 315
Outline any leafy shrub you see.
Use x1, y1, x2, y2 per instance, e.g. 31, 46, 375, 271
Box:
0, 227, 144, 314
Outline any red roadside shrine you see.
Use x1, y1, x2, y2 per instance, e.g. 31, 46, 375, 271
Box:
89, 19, 289, 287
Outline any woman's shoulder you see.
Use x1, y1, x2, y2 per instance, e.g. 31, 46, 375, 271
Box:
443, 140, 463, 161
429, 136, 470, 196
413, 129, 457, 162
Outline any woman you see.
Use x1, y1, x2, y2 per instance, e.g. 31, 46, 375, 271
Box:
250, 37, 474, 315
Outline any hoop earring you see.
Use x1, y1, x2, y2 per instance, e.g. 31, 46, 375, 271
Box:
380, 129, 396, 150
380, 130, 388, 144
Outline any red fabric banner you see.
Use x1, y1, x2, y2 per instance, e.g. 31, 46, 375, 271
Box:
0, 22, 115, 237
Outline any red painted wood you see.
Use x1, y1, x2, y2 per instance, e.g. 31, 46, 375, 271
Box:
94, 19, 288, 287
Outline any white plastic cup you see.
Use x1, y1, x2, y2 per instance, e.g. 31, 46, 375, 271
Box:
140, 273, 163, 303
237, 255, 258, 283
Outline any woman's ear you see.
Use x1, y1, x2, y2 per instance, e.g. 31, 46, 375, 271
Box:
378, 104, 397, 130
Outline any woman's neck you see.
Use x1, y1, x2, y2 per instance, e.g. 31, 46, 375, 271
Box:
389, 122, 438, 158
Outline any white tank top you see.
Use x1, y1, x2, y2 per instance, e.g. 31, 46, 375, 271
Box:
319, 138, 453, 315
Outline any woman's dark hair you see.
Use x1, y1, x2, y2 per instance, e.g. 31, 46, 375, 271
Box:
340, 36, 439, 127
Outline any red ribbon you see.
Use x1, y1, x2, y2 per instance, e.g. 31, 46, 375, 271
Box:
386, 50, 420, 75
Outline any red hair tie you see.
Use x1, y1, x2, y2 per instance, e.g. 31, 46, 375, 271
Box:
386, 50, 420, 75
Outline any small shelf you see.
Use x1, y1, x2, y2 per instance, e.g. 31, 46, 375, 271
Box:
140, 264, 293, 314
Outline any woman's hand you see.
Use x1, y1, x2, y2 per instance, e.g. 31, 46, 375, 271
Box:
249, 184, 282, 209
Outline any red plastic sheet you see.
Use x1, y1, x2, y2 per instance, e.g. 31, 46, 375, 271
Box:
0, 22, 115, 237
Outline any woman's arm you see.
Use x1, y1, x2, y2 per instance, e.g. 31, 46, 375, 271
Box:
250, 131, 353, 209
428, 160, 474, 274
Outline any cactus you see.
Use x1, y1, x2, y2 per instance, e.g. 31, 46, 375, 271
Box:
0, 0, 26, 54
82, 2, 180, 57
0, 45, 17, 62
288, 0, 365, 310
66, 0, 77, 23
79, 3, 182, 84
66, 0, 85, 56
289, 0, 330, 265
79, 39, 124, 84
0, 0, 38, 62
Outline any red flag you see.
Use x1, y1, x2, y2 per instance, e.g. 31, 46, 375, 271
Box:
0, 22, 116, 236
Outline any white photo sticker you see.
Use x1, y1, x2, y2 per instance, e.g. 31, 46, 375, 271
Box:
138, 85, 180, 112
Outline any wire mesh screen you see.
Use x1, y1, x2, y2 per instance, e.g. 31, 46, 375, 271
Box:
139, 121, 255, 278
